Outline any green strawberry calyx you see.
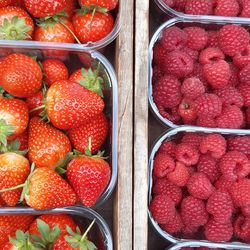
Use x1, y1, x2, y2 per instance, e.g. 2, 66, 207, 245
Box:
0, 119, 16, 147
65, 219, 97, 250
0, 16, 32, 40
77, 5, 108, 15
0, 139, 28, 155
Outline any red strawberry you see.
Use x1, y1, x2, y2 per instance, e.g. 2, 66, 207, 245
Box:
46, 80, 104, 130
11, 130, 28, 151
26, 91, 44, 117
0, 6, 34, 40
64, 0, 79, 19
28, 117, 72, 169
0, 53, 42, 98
79, 0, 118, 11
0, 0, 12, 7
24, 0, 67, 18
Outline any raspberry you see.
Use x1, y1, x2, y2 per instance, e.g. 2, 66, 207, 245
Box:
215, 177, 235, 192
188, 63, 208, 86
197, 154, 220, 183
228, 62, 240, 86
228, 136, 250, 157
246, 107, 250, 127
234, 215, 250, 242
153, 43, 168, 67
178, 98, 197, 124
242, 204, 250, 217
153, 153, 175, 178
230, 178, 250, 207
174, 0, 187, 11
203, 60, 231, 89
199, 47, 224, 65
233, 44, 250, 69
181, 133, 204, 149
182, 224, 199, 237
214, 86, 244, 108
163, 51, 194, 78
158, 106, 181, 124
161, 212, 183, 234
153, 75, 182, 108
239, 64, 250, 85
216, 105, 244, 129
187, 172, 214, 200
158, 141, 176, 158
181, 77, 205, 99
199, 134, 227, 159
207, 190, 233, 223
185, 0, 213, 15
194, 94, 222, 118
181, 196, 208, 228
208, 31, 220, 47
153, 178, 183, 205
204, 219, 233, 242
240, 0, 250, 17
167, 161, 190, 187
214, 0, 240, 17
150, 195, 176, 224
184, 27, 208, 51
196, 116, 217, 128
219, 25, 250, 57
180, 46, 199, 61
175, 143, 199, 166
152, 66, 163, 84
238, 84, 250, 107
163, 0, 174, 7
160, 26, 187, 52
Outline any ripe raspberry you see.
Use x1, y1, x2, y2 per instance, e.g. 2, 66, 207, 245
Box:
187, 172, 214, 200
233, 44, 250, 69
207, 190, 233, 223
181, 77, 205, 99
153, 153, 175, 178
230, 178, 250, 207
161, 212, 183, 234
228, 62, 240, 86
167, 161, 190, 187
178, 98, 197, 124
197, 154, 220, 183
215, 177, 235, 192
160, 26, 187, 52
174, 0, 187, 12
219, 25, 250, 57
184, 27, 208, 51
246, 107, 250, 127
152, 66, 163, 84
181, 196, 208, 228
234, 215, 250, 242
216, 105, 244, 129
158, 106, 181, 124
238, 84, 250, 107
240, 0, 250, 17
153, 178, 183, 205
180, 46, 199, 61
214, 0, 240, 17
214, 86, 243, 108
242, 204, 250, 217
158, 141, 176, 158
185, 0, 213, 15
188, 63, 208, 87
239, 64, 250, 85
199, 47, 224, 65
175, 143, 199, 166
203, 60, 231, 89
163, 51, 194, 78
194, 94, 222, 118
163, 0, 174, 7
208, 31, 220, 47
204, 219, 233, 242
228, 136, 250, 156
182, 224, 199, 237
199, 134, 227, 159
181, 133, 204, 149
153, 75, 182, 108
153, 43, 168, 66
196, 116, 217, 128
150, 194, 176, 224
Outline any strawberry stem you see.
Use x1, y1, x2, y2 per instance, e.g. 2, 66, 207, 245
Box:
80, 219, 96, 241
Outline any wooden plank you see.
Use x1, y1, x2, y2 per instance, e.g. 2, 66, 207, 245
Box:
113, 0, 134, 249
134, 0, 150, 249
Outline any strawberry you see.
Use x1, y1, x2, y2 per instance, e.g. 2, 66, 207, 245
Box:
66, 151, 111, 207
26, 91, 44, 117
28, 117, 72, 169
79, 0, 118, 11
68, 112, 109, 154
46, 80, 104, 130
0, 6, 34, 40
72, 9, 114, 43
9, 130, 28, 151
64, 0, 79, 19
0, 152, 30, 206
0, 98, 29, 144
24, 0, 67, 18
0, 54, 42, 98
0, 0, 12, 7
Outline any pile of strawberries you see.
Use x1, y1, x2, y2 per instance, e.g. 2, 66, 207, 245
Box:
152, 24, 250, 129
150, 132, 250, 243
163, 0, 250, 17
0, 0, 118, 44
0, 213, 99, 249
0, 52, 111, 210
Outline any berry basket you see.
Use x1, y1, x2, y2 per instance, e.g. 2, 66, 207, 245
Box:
149, 17, 250, 131
148, 126, 250, 248
0, 40, 118, 210
0, 206, 113, 249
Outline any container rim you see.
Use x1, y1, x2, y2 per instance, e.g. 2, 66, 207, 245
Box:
0, 206, 113, 250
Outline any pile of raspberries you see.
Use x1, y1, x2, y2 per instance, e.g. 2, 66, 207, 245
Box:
163, 0, 250, 17
150, 132, 250, 242
152, 24, 250, 129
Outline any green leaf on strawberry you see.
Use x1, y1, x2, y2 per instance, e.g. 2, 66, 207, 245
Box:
0, 119, 15, 147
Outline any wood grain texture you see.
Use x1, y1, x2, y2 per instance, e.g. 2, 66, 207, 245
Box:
113, 0, 134, 249
134, 0, 149, 249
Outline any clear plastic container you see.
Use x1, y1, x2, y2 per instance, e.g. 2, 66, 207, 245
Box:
148, 17, 250, 131
0, 40, 118, 209
148, 126, 250, 248
0, 206, 113, 250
